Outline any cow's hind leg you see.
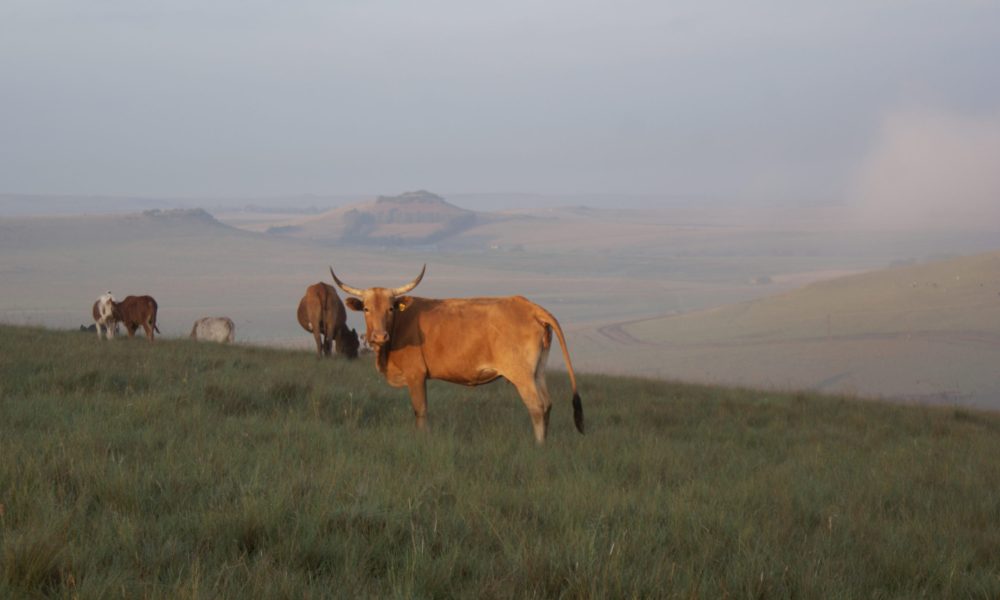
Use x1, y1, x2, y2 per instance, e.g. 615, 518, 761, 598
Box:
312, 329, 324, 357
142, 321, 155, 342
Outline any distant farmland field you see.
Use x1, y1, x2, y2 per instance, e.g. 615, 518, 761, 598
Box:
2, 325, 999, 597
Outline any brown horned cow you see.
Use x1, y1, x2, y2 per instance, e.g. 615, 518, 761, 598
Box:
112, 295, 160, 342
297, 282, 359, 358
330, 265, 583, 444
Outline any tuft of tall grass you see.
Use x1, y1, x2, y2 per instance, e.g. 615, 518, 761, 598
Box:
1, 324, 999, 598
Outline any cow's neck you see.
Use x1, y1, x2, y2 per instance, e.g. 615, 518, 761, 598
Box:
372, 314, 402, 376
374, 343, 390, 376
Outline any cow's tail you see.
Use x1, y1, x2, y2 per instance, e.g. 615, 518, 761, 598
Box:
148, 298, 161, 334
536, 307, 584, 434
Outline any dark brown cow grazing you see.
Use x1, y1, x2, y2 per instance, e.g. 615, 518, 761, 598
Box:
330, 265, 583, 444
297, 282, 359, 358
112, 295, 160, 342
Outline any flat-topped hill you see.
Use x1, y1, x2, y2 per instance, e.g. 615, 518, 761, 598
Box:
263, 190, 482, 245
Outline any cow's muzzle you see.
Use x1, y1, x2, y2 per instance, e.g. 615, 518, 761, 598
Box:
370, 330, 389, 345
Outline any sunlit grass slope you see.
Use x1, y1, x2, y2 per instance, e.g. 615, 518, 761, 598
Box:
1, 324, 999, 598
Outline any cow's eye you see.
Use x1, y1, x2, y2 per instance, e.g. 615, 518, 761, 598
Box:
388, 306, 394, 313
363, 307, 369, 313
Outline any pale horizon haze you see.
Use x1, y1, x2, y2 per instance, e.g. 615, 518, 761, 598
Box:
2, 1, 1000, 218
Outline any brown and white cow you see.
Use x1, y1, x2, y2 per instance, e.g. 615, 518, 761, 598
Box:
91, 291, 118, 340
112, 295, 160, 342
330, 265, 583, 443
190, 317, 235, 343
297, 282, 359, 358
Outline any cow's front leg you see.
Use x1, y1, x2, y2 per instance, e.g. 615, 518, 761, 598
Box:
406, 377, 428, 430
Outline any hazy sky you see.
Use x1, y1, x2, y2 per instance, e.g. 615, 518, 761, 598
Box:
2, 1, 999, 205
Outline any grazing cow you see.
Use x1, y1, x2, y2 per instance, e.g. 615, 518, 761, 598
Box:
297, 282, 359, 358
190, 317, 235, 343
91, 291, 118, 340
330, 265, 583, 444
112, 295, 160, 342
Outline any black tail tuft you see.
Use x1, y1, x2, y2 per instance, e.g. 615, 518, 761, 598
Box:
572, 392, 584, 434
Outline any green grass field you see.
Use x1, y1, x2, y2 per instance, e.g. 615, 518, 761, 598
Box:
2, 324, 999, 598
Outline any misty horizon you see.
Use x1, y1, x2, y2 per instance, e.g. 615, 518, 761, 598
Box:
0, 189, 796, 214
2, 1, 999, 219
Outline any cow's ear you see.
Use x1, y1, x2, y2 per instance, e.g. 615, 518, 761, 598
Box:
394, 296, 413, 312
344, 297, 364, 312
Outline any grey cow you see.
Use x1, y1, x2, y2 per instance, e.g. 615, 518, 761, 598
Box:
190, 317, 235, 343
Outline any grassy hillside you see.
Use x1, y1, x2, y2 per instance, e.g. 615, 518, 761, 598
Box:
583, 251, 1000, 407
2, 325, 999, 597
625, 251, 1000, 344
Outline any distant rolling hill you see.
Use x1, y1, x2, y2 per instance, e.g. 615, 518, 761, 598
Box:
260, 190, 490, 245
586, 251, 1000, 407
0, 193, 188, 216
252, 199, 755, 253
0, 208, 247, 251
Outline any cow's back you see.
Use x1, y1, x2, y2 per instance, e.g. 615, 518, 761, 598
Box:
122, 294, 154, 311
391, 296, 545, 382
299, 282, 345, 333
117, 295, 157, 322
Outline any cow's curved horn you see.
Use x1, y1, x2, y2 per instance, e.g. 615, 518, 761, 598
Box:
330, 267, 365, 297
391, 264, 426, 296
